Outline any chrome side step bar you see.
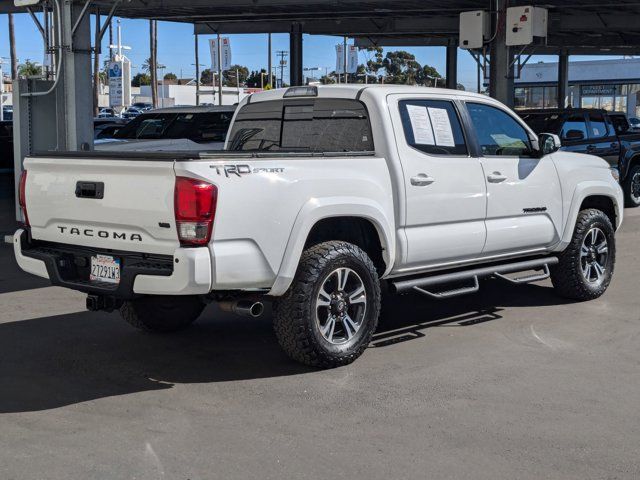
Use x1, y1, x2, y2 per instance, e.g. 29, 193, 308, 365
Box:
390, 257, 559, 298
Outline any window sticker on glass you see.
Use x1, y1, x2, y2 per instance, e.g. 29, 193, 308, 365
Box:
406, 104, 435, 145
427, 107, 455, 147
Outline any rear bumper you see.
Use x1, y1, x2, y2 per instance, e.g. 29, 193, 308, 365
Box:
13, 229, 212, 298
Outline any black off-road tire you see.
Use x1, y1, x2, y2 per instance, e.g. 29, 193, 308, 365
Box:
120, 295, 205, 333
623, 164, 640, 208
551, 209, 616, 301
273, 241, 381, 368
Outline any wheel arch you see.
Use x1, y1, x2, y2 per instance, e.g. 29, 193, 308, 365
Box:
557, 182, 623, 251
268, 197, 395, 296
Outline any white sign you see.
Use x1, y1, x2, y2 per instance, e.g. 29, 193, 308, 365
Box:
336, 44, 359, 74
210, 37, 232, 71
427, 107, 455, 147
406, 105, 435, 145
108, 61, 124, 108
347, 45, 358, 74
108, 59, 131, 108
335, 44, 345, 74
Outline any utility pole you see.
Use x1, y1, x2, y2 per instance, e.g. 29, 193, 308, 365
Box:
343, 36, 348, 84
8, 13, 17, 80
194, 32, 200, 105
217, 33, 223, 105
268, 33, 272, 87
150, 20, 158, 108
93, 10, 101, 117
109, 19, 113, 61
276, 50, 288, 88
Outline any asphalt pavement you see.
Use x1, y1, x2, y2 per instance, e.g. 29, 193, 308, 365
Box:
1, 208, 639, 479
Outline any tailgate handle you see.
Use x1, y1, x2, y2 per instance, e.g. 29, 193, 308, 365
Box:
75, 181, 104, 199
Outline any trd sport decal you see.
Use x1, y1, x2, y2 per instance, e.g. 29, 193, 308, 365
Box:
210, 164, 285, 177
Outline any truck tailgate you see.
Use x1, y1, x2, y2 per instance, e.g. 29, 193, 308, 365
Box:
23, 156, 179, 255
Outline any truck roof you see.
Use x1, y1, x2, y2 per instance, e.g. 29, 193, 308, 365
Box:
245, 85, 493, 104
150, 105, 237, 114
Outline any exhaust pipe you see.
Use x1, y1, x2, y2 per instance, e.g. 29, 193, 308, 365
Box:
218, 300, 264, 318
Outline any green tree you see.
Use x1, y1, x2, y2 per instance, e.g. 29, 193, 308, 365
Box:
200, 68, 213, 85
246, 68, 267, 88
18, 59, 42, 78
163, 72, 178, 81
382, 51, 421, 85
417, 64, 442, 86
353, 64, 378, 84
223, 65, 249, 87
132, 72, 151, 87
320, 72, 337, 85
364, 46, 384, 78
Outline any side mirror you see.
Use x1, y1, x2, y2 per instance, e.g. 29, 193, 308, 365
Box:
565, 129, 585, 141
539, 133, 562, 156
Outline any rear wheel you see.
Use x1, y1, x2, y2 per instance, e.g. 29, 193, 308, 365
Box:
273, 241, 381, 368
623, 164, 640, 207
120, 295, 205, 333
551, 209, 615, 301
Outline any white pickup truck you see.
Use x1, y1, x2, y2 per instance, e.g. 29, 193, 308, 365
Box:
14, 85, 623, 368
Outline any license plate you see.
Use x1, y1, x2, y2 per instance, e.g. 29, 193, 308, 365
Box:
90, 254, 121, 284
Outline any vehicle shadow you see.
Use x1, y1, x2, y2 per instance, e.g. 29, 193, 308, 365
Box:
0, 277, 575, 414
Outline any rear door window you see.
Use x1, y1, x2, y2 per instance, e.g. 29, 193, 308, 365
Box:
561, 113, 589, 141
227, 98, 374, 152
587, 112, 610, 138
398, 99, 467, 155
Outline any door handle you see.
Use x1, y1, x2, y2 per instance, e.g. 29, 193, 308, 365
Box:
410, 174, 435, 186
586, 144, 597, 152
487, 172, 507, 183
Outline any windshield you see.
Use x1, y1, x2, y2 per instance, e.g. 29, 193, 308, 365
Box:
114, 111, 234, 142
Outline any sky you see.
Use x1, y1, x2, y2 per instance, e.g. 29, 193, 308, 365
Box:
0, 12, 626, 91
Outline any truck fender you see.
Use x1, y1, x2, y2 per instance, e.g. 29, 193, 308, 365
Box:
555, 181, 623, 251
268, 197, 395, 296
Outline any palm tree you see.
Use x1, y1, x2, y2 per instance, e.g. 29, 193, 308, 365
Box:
141, 57, 152, 73
18, 60, 42, 78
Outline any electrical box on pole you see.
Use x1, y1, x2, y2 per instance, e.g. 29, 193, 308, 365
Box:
459, 11, 490, 49
506, 6, 548, 46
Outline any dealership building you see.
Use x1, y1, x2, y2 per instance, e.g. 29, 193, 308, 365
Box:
514, 57, 640, 117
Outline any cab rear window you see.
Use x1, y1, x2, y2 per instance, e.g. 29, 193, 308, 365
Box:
227, 98, 374, 152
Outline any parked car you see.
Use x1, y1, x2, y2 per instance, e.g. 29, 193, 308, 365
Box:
121, 107, 143, 119
628, 116, 640, 129
14, 86, 623, 367
97, 108, 118, 118
131, 102, 153, 111
2, 105, 13, 121
519, 108, 640, 207
95, 105, 235, 152
0, 120, 13, 170
93, 117, 128, 140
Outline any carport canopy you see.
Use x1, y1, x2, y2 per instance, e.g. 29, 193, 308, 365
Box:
3, 0, 640, 153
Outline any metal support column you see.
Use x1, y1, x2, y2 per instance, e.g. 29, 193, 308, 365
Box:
489, 0, 514, 107
445, 44, 458, 90
60, 0, 94, 150
558, 50, 569, 108
289, 23, 303, 86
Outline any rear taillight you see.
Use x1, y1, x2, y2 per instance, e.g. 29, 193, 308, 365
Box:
174, 177, 218, 246
18, 170, 29, 227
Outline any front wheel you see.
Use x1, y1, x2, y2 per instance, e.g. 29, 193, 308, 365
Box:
623, 164, 640, 207
273, 241, 381, 368
551, 209, 616, 301
120, 295, 205, 333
